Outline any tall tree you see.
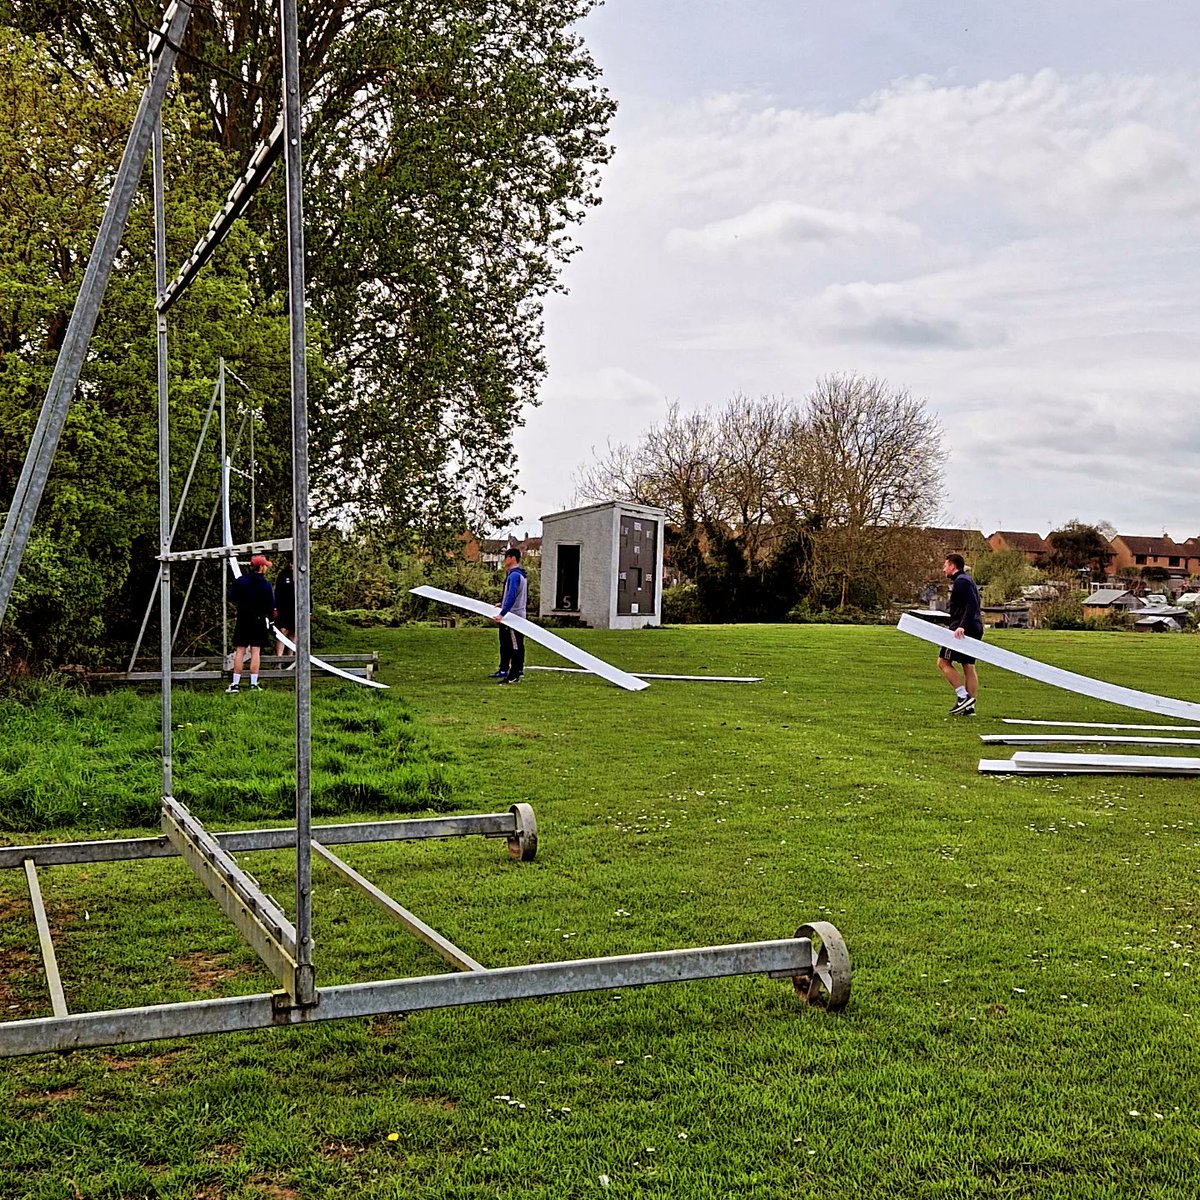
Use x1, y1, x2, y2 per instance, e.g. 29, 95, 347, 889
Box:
1045, 520, 1113, 578
10, 0, 616, 544
577, 377, 945, 616
786, 374, 943, 609
0, 29, 292, 665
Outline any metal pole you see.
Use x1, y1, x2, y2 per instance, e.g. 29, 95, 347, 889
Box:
249, 406, 256, 542
152, 53, 173, 804
219, 361, 228, 668
128, 376, 221, 672
0, 1, 193, 631
174, 411, 248, 648
281, 0, 315, 1006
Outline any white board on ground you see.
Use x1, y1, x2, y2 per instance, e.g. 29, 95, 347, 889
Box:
897, 613, 1200, 722
525, 666, 762, 683
1001, 719, 1200, 733
981, 734, 1200, 747
977, 759, 1107, 775
1013, 751, 1200, 773
410, 586, 649, 692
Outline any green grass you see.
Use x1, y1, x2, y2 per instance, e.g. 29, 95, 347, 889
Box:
1, 623, 1199, 1198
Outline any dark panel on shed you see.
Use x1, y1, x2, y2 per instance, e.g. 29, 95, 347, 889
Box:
617, 517, 656, 615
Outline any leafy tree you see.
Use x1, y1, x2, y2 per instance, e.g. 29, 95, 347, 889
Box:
577, 377, 944, 618
1046, 519, 1112, 578
10, 0, 617, 546
0, 30, 293, 666
973, 548, 1040, 605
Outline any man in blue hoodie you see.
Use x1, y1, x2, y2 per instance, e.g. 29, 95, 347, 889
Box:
490, 547, 528, 684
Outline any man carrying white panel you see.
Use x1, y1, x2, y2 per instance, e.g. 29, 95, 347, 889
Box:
937, 554, 983, 717
491, 547, 528, 685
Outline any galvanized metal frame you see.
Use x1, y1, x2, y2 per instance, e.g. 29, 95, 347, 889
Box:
0, 1, 851, 1059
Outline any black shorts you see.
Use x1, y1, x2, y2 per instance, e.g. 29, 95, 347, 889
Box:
233, 614, 273, 649
939, 645, 977, 667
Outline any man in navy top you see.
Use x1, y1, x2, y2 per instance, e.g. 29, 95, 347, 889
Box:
490, 547, 528, 684
938, 553, 983, 716
226, 554, 275, 693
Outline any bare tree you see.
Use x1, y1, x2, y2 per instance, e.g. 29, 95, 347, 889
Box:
575, 403, 726, 531
782, 374, 944, 608
575, 375, 945, 612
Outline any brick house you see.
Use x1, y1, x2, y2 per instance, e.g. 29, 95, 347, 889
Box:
924, 528, 989, 562
1108, 534, 1200, 590
987, 530, 1050, 566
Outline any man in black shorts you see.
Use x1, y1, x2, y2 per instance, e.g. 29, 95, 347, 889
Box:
938, 553, 982, 716
226, 554, 275, 693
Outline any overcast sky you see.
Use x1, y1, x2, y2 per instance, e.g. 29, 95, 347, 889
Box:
507, 0, 1200, 541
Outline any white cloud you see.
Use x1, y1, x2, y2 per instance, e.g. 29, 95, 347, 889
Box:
665, 201, 920, 257
612, 70, 1200, 232
524, 53, 1200, 534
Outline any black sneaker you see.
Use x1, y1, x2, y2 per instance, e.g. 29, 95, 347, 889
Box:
949, 694, 974, 716
225, 682, 240, 694
248, 683, 263, 690
487, 671, 508, 679
500, 675, 522, 685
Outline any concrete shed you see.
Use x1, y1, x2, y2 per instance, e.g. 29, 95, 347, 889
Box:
539, 501, 666, 629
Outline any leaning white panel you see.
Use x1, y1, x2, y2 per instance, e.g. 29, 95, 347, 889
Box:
411, 586, 649, 692
982, 734, 1200, 747
897, 613, 1200, 722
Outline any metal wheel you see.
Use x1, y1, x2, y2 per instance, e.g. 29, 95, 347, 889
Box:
507, 803, 538, 861
791, 920, 850, 1012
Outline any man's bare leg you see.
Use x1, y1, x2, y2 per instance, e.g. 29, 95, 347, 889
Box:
937, 655, 961, 691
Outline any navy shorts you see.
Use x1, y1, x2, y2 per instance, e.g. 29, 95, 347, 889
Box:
939, 645, 977, 667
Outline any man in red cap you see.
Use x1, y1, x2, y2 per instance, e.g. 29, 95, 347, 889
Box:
226, 554, 275, 693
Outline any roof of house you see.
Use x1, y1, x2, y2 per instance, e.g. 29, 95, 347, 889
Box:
1112, 534, 1187, 557
1083, 588, 1139, 607
1134, 614, 1183, 629
988, 530, 1049, 552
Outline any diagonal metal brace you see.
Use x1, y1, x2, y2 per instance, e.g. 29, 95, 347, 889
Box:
161, 796, 302, 999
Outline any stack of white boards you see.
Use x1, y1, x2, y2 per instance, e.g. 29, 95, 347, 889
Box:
978, 721, 1200, 775
979, 752, 1200, 776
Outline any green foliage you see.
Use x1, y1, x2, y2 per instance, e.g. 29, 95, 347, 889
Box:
661, 582, 703, 624
0, 30, 295, 667
786, 599, 880, 624
1046, 520, 1112, 577
2, 5, 615, 666
0, 680, 459, 832
669, 522, 814, 622
1041, 596, 1086, 629
973, 548, 1040, 604
10, 1, 616, 552
311, 530, 540, 623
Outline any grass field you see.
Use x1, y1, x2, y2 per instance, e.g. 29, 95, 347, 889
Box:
1, 622, 1198, 1198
